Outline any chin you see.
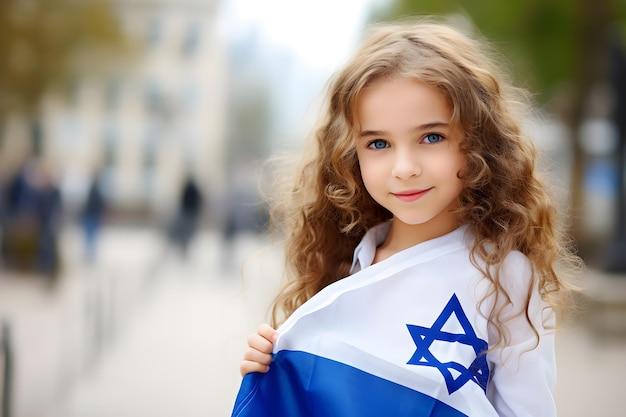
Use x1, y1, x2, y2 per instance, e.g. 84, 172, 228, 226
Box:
392, 216, 432, 226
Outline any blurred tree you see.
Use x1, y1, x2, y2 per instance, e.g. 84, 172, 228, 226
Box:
375, 0, 626, 251
0, 0, 131, 155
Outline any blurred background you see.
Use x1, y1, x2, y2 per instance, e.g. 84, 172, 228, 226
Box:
0, 0, 625, 416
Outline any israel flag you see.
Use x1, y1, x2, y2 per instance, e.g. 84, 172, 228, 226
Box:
231, 226, 554, 417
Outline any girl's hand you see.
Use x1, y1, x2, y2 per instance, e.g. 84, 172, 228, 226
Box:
240, 323, 278, 376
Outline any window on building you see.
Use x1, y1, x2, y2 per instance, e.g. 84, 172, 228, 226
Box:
105, 77, 122, 111
182, 80, 201, 110
146, 18, 162, 50
103, 125, 118, 168
142, 127, 158, 196
182, 22, 201, 57
143, 80, 162, 114
103, 125, 119, 199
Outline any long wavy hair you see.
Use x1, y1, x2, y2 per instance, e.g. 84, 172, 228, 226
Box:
267, 17, 580, 348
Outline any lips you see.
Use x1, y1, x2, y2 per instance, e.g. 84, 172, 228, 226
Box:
392, 188, 432, 202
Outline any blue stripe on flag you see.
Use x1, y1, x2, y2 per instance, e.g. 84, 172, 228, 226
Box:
232, 350, 468, 417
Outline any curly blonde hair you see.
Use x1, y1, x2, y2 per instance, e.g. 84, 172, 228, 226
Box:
267, 17, 580, 348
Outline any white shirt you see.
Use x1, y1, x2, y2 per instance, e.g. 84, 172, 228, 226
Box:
342, 222, 558, 417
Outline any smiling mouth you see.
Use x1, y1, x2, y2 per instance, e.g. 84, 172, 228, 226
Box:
393, 188, 432, 202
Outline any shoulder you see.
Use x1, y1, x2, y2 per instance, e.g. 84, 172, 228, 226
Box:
466, 233, 534, 291
499, 251, 533, 284
492, 250, 552, 329
498, 250, 535, 297
469, 244, 538, 311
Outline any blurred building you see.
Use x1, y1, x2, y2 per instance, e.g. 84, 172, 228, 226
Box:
3, 0, 228, 223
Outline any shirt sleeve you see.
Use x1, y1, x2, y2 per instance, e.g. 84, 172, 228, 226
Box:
485, 251, 557, 417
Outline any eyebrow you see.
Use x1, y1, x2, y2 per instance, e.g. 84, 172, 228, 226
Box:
359, 122, 450, 138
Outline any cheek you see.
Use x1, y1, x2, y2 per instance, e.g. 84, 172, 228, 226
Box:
358, 162, 372, 188
436, 149, 465, 176
358, 160, 381, 194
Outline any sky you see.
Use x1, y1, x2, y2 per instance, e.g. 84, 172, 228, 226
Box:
220, 0, 386, 72
218, 0, 390, 146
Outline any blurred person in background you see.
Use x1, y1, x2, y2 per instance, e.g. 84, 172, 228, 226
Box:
0, 160, 32, 271
30, 161, 63, 279
1, 159, 40, 275
0, 159, 63, 280
81, 169, 108, 265
169, 174, 203, 259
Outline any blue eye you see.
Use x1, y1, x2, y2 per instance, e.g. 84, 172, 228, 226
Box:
368, 139, 389, 149
423, 133, 443, 144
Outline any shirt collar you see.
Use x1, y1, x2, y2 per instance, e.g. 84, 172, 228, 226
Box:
349, 221, 392, 274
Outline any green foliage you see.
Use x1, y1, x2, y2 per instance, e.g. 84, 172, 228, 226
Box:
374, 0, 626, 103
0, 0, 130, 116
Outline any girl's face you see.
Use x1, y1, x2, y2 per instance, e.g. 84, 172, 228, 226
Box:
355, 77, 465, 235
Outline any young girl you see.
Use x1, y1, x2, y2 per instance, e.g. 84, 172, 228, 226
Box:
233, 17, 579, 417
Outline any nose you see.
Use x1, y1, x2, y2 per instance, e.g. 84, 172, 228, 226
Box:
391, 149, 422, 179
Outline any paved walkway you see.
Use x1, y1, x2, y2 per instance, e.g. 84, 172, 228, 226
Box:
0, 225, 625, 417
0, 225, 282, 417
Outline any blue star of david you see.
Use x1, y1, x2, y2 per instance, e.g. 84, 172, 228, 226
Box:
406, 294, 489, 394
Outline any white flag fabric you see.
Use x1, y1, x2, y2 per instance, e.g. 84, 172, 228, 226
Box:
231, 226, 556, 417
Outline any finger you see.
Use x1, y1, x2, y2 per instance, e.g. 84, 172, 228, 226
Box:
256, 323, 278, 343
243, 346, 273, 365
247, 333, 274, 354
240, 360, 270, 377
